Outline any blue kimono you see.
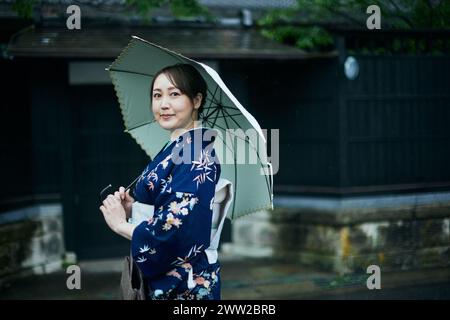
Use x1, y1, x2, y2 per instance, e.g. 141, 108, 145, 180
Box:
131, 127, 221, 300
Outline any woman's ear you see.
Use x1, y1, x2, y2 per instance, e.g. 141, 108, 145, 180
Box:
193, 93, 202, 110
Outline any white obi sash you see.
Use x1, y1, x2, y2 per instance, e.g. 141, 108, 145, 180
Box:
204, 178, 233, 264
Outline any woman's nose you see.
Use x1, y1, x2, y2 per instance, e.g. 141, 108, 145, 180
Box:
160, 96, 170, 109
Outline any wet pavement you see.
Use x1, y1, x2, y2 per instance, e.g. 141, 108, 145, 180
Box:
1, 257, 449, 300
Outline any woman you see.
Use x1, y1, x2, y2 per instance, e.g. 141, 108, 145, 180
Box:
100, 63, 222, 300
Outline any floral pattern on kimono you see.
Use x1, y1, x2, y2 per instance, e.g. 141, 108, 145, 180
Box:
131, 127, 221, 300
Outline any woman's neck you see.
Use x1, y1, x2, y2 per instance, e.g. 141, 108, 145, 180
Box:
170, 120, 201, 142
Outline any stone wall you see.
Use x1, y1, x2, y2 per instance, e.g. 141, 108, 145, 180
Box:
0, 204, 65, 286
228, 210, 276, 257
229, 191, 450, 274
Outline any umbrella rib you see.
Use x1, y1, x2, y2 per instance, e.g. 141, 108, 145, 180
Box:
203, 107, 213, 121
226, 128, 238, 219
216, 107, 273, 205
109, 68, 155, 78
221, 107, 231, 134
204, 86, 220, 120
202, 121, 242, 143
204, 95, 222, 120
203, 104, 240, 112
221, 107, 272, 197
219, 105, 241, 111
220, 104, 238, 218
214, 128, 239, 218
211, 109, 236, 123
221, 105, 245, 131
203, 118, 217, 130
205, 105, 242, 113
126, 119, 157, 132
250, 142, 272, 202
208, 85, 220, 108
206, 85, 222, 107
210, 87, 227, 129
207, 112, 243, 119
202, 118, 260, 157
205, 121, 238, 156
208, 119, 259, 152
202, 118, 272, 217
202, 107, 220, 123
211, 104, 221, 129
206, 120, 266, 158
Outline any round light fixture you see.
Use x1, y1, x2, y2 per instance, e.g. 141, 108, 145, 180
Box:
344, 56, 359, 80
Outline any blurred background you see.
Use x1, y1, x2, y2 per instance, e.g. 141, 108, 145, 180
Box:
0, 0, 449, 299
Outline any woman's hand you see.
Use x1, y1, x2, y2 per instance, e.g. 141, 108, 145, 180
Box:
100, 194, 128, 234
116, 186, 134, 219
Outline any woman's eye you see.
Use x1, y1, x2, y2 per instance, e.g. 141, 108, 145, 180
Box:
170, 92, 180, 96
153, 93, 160, 98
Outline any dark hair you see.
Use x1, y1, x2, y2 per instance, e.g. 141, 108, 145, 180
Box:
150, 63, 208, 120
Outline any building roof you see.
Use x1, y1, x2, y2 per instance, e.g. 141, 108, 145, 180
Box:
0, 0, 296, 22
6, 25, 336, 59
199, 0, 296, 9
1, 0, 296, 10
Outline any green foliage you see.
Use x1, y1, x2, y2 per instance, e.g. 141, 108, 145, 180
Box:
170, 0, 211, 19
257, 7, 298, 26
409, 0, 450, 28
297, 27, 334, 50
11, 0, 212, 21
293, 0, 450, 29
258, 6, 334, 52
259, 0, 450, 53
126, 0, 166, 18
126, 0, 212, 20
261, 26, 334, 51
11, 0, 36, 19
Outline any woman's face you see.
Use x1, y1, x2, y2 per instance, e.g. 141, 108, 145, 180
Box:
151, 73, 200, 133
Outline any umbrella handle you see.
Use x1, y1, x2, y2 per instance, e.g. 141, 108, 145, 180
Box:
99, 175, 141, 205
125, 175, 141, 192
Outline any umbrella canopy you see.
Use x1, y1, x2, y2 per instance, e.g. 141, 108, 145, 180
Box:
107, 36, 273, 219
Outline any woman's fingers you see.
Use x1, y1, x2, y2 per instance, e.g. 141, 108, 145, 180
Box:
119, 186, 125, 200
103, 194, 115, 207
103, 190, 128, 213
125, 189, 134, 201
110, 194, 122, 206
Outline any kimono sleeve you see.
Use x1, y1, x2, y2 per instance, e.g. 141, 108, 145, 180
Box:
131, 157, 220, 279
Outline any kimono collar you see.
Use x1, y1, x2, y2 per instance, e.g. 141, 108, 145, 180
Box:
170, 126, 205, 143
170, 127, 219, 154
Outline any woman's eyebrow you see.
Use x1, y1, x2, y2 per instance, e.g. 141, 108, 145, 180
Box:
153, 86, 178, 92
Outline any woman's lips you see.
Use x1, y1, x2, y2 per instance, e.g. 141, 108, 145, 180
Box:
161, 114, 174, 120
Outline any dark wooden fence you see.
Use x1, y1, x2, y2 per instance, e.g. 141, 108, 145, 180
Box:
232, 33, 450, 196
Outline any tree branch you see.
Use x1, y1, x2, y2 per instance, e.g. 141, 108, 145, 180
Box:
387, 0, 415, 28
323, 4, 366, 26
